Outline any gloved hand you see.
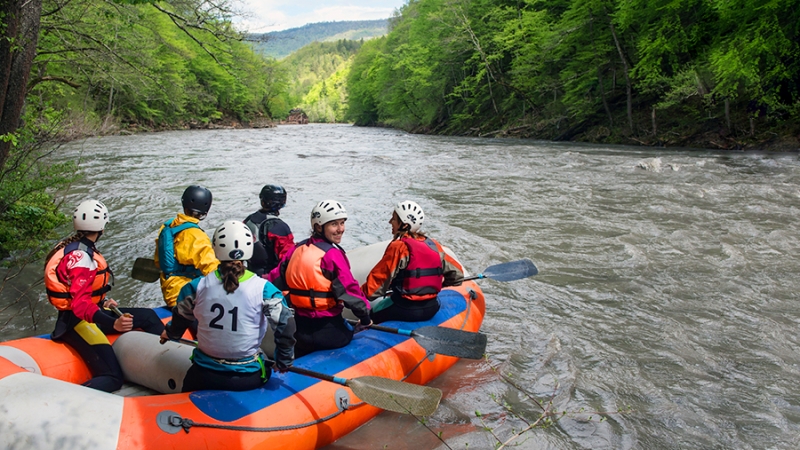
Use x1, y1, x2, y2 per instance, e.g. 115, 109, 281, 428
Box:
273, 360, 291, 373
273, 350, 292, 373
355, 318, 373, 333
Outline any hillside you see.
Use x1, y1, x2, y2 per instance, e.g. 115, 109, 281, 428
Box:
249, 20, 387, 59
270, 39, 363, 122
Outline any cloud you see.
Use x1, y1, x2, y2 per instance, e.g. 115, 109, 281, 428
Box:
235, 1, 402, 33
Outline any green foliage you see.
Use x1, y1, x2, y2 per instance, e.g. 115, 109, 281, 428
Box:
299, 63, 351, 122
31, 0, 286, 129
345, 38, 384, 125
345, 0, 800, 141
274, 39, 363, 120
249, 20, 388, 59
0, 108, 78, 263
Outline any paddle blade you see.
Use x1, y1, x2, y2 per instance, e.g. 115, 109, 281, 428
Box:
412, 326, 487, 359
347, 376, 442, 416
131, 257, 161, 283
481, 258, 538, 282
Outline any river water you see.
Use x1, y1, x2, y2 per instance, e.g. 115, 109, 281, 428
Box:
1, 124, 799, 449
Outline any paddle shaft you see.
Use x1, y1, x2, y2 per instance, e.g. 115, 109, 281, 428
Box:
347, 319, 410, 336
288, 366, 342, 384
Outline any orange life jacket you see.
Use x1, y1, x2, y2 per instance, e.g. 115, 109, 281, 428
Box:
44, 240, 112, 311
284, 240, 338, 311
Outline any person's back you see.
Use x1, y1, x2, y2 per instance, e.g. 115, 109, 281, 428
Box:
244, 184, 294, 276
161, 220, 295, 392
155, 185, 219, 307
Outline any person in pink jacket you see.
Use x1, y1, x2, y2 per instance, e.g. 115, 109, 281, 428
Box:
266, 200, 371, 357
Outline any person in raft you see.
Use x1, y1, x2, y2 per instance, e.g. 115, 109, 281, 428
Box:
45, 199, 164, 392
160, 220, 296, 392
361, 200, 464, 324
266, 200, 372, 357
243, 184, 295, 276
154, 185, 219, 307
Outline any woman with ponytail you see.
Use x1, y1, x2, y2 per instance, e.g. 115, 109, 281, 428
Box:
361, 201, 464, 324
161, 220, 296, 392
45, 199, 163, 393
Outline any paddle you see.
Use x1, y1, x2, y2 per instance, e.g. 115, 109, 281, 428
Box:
463, 258, 538, 283
131, 257, 161, 283
288, 366, 442, 416
348, 320, 486, 359
169, 338, 442, 416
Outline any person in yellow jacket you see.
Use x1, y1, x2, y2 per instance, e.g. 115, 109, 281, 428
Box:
154, 185, 219, 307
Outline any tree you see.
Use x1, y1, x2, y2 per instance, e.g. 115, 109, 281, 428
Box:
0, 0, 43, 171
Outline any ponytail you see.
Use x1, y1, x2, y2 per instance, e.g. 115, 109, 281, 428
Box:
44, 232, 87, 268
393, 230, 427, 241
220, 260, 245, 294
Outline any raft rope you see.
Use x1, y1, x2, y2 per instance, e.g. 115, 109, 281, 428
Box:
167, 400, 367, 434
167, 287, 479, 434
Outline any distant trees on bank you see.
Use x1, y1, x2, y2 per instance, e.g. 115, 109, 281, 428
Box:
346, 0, 800, 148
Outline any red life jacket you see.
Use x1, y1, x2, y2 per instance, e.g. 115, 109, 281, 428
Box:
392, 237, 444, 301
284, 240, 338, 311
44, 241, 112, 311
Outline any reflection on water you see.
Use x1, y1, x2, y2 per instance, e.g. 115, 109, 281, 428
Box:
2, 124, 799, 448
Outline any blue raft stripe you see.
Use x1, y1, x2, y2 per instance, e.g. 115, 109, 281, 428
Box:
189, 289, 469, 422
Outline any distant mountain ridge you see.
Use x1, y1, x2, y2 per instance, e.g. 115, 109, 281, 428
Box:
248, 19, 388, 59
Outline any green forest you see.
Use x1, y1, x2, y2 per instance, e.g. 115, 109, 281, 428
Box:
249, 20, 386, 59
346, 0, 800, 149
276, 40, 363, 123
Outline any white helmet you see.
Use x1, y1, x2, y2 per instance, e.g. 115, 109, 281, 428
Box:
73, 199, 109, 232
394, 200, 424, 233
212, 220, 254, 261
311, 200, 348, 228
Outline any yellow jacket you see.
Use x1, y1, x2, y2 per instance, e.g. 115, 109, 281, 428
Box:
154, 213, 219, 307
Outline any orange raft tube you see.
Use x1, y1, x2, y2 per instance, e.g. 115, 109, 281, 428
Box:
0, 242, 485, 450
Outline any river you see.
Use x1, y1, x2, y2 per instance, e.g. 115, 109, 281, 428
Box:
2, 124, 799, 449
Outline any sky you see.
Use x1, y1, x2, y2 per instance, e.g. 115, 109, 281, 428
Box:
235, 0, 408, 33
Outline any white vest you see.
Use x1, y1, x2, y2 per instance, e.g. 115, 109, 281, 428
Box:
194, 274, 267, 360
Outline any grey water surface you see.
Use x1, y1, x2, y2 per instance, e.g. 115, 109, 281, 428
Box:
1, 124, 799, 449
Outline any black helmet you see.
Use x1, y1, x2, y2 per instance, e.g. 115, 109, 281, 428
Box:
182, 185, 213, 216
259, 184, 287, 211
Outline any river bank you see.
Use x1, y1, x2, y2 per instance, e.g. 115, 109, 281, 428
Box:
55, 108, 799, 152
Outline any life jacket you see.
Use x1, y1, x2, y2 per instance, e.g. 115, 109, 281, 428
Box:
284, 240, 337, 311
391, 237, 444, 301
44, 240, 113, 311
244, 211, 280, 270
156, 219, 203, 279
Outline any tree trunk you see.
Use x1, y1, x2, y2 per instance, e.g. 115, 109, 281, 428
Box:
599, 69, 613, 127
0, 0, 43, 172
610, 22, 633, 133
724, 98, 731, 131
652, 107, 657, 136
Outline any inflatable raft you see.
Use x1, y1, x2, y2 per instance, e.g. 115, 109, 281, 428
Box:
0, 241, 485, 449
